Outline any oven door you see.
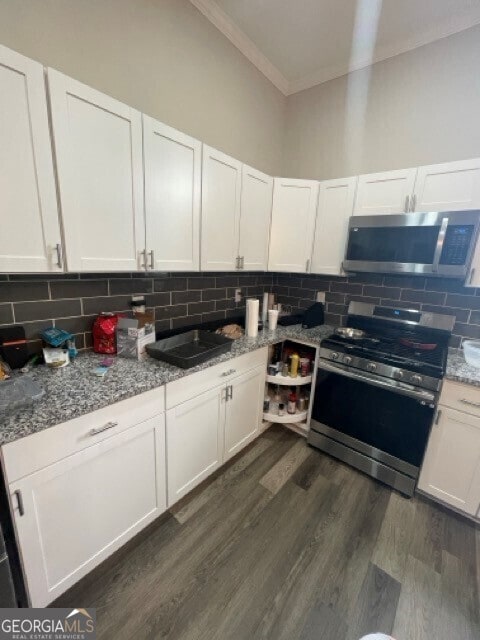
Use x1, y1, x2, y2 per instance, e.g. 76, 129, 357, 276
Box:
310, 361, 436, 476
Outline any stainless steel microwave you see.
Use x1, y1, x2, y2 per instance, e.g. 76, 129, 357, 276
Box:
343, 210, 480, 278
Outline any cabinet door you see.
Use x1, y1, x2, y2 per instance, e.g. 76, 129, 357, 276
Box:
201, 145, 241, 271
143, 117, 201, 271
413, 158, 480, 213
311, 177, 357, 275
224, 365, 264, 461
418, 406, 480, 517
0, 46, 62, 272
268, 178, 319, 273
238, 165, 273, 271
10, 415, 166, 607
48, 69, 144, 272
166, 385, 225, 506
353, 168, 417, 215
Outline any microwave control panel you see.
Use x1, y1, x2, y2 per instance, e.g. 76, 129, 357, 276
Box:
440, 225, 474, 265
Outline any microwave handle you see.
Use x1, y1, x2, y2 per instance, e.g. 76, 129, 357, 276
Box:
432, 217, 449, 273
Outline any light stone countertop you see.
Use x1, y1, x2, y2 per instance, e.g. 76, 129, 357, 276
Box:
445, 347, 480, 387
0, 324, 333, 447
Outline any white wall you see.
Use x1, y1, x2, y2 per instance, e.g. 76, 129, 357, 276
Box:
283, 25, 480, 180
0, 0, 286, 175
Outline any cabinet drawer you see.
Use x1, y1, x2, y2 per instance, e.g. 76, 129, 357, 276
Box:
440, 380, 480, 417
2, 387, 165, 483
166, 347, 268, 409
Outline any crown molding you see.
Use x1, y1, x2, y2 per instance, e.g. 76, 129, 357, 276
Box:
189, 0, 289, 95
288, 8, 480, 94
190, 0, 480, 96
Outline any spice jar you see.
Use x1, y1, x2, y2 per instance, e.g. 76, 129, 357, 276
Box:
287, 390, 297, 414
278, 403, 285, 417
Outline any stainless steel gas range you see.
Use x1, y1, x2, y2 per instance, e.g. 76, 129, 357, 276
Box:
307, 302, 455, 496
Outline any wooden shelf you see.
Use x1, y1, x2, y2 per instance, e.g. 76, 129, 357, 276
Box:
262, 410, 308, 424
266, 373, 312, 386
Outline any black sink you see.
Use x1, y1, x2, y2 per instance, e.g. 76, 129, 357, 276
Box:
146, 329, 233, 368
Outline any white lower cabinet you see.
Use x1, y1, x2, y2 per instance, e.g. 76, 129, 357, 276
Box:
418, 401, 480, 519
7, 413, 166, 607
166, 385, 225, 505
166, 352, 268, 507
224, 365, 264, 461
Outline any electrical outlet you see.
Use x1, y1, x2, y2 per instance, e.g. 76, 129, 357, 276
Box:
316, 291, 326, 303
235, 288, 242, 303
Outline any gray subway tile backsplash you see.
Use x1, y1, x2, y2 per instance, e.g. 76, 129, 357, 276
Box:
1, 271, 479, 352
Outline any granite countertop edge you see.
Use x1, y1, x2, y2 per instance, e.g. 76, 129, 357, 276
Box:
0, 324, 333, 447
445, 347, 480, 388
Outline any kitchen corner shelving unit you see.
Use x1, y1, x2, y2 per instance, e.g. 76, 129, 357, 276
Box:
262, 339, 319, 437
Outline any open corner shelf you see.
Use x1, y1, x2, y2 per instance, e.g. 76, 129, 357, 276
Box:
262, 410, 308, 424
266, 373, 312, 386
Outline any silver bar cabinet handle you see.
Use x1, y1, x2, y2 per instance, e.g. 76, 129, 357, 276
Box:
241, 256, 245, 269
89, 421, 118, 437
14, 490, 24, 516
139, 249, 146, 270
306, 259, 310, 272
410, 194, 417, 212
149, 250, 155, 270
404, 195, 410, 213
55, 243, 63, 268
434, 409, 442, 425
227, 385, 233, 400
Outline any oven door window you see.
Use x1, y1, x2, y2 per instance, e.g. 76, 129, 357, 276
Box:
312, 369, 433, 467
346, 225, 440, 264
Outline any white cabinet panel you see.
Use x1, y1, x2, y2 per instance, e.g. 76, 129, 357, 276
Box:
201, 145, 241, 271
238, 165, 273, 271
413, 158, 480, 213
311, 177, 357, 275
224, 365, 264, 461
48, 69, 144, 272
353, 168, 417, 216
268, 178, 319, 273
143, 117, 201, 271
10, 415, 166, 606
166, 385, 224, 505
418, 406, 480, 517
0, 46, 62, 272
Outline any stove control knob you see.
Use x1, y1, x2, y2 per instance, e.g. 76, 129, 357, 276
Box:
411, 374, 423, 385
366, 362, 377, 372
343, 356, 353, 365
393, 370, 404, 380
331, 352, 339, 360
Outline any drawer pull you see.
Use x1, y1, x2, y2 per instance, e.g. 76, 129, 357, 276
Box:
13, 490, 24, 517
460, 398, 480, 409
89, 421, 118, 436
434, 409, 442, 425
221, 369, 236, 377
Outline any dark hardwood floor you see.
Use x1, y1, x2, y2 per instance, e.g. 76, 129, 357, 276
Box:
54, 425, 480, 640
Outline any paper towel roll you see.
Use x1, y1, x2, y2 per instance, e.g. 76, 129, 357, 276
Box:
262, 292, 269, 324
245, 298, 259, 338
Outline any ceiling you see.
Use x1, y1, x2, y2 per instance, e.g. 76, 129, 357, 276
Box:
189, 0, 480, 95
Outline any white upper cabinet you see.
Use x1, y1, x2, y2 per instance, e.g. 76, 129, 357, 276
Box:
353, 168, 417, 216
268, 178, 319, 273
412, 158, 480, 213
201, 145, 241, 271
468, 236, 480, 288
238, 165, 273, 271
48, 69, 144, 272
311, 177, 357, 275
143, 117, 201, 272
0, 46, 62, 273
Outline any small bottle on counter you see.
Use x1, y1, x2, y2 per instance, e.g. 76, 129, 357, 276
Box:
278, 403, 285, 417
287, 390, 297, 414
297, 395, 306, 412
282, 362, 289, 377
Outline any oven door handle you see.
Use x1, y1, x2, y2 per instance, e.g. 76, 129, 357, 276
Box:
319, 361, 436, 404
